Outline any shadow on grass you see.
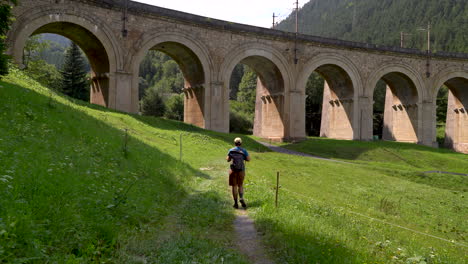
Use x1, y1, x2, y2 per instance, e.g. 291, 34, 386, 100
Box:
281, 137, 467, 166
0, 80, 246, 262
131, 114, 270, 153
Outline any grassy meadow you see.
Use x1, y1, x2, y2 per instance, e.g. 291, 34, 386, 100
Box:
0, 68, 259, 263
0, 68, 466, 263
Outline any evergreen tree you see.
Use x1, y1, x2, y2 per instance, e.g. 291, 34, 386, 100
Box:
305, 73, 325, 136
278, 0, 468, 53
229, 64, 245, 100
228, 65, 257, 133
372, 81, 387, 138
237, 66, 257, 115
60, 42, 89, 101
0, 0, 17, 77
436, 86, 448, 123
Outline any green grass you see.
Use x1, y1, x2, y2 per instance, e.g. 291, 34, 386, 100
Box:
0, 68, 253, 263
275, 137, 468, 192
1, 68, 466, 263
279, 137, 467, 172
437, 123, 446, 147
244, 152, 466, 263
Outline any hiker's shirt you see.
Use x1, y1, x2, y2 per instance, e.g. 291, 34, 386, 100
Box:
228, 146, 249, 171
227, 147, 249, 159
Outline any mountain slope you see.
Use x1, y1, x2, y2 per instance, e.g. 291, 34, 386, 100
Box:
278, 0, 468, 53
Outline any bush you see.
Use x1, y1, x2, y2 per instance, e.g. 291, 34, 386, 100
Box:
230, 113, 253, 135
164, 93, 184, 121
141, 88, 166, 117
25, 60, 61, 90
373, 113, 384, 139
230, 100, 253, 133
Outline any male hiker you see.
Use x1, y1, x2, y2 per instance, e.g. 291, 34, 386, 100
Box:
226, 137, 250, 209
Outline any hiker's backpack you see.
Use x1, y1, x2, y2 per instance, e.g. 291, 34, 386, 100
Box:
229, 149, 245, 171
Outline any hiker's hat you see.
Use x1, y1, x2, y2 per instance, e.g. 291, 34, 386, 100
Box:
234, 137, 242, 144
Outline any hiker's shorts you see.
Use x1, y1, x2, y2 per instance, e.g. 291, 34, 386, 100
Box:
229, 169, 245, 186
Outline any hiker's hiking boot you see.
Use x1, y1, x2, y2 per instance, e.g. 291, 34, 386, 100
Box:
240, 199, 247, 208
233, 203, 239, 209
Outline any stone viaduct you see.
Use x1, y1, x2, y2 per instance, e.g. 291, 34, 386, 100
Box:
7, 0, 468, 153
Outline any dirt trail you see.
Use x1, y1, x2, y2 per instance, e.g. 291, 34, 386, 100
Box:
233, 209, 274, 264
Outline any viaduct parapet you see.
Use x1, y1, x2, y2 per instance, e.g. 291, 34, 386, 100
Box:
7, 0, 468, 153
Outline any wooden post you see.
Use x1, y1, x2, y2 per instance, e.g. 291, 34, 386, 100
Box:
123, 128, 129, 157
275, 171, 280, 208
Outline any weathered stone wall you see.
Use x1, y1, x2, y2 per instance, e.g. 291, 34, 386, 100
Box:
7, 0, 468, 152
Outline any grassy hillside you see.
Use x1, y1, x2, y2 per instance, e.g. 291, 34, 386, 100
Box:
1, 69, 466, 263
281, 137, 468, 168
245, 141, 467, 263
0, 68, 265, 263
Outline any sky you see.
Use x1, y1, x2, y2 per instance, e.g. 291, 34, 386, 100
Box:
133, 0, 305, 28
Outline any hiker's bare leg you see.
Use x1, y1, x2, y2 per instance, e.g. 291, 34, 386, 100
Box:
238, 185, 244, 200
232, 185, 238, 202
238, 184, 247, 208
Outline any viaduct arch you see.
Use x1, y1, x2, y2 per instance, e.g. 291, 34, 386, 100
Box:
297, 53, 364, 140
130, 30, 214, 128
219, 42, 292, 138
7, 0, 468, 153
366, 63, 426, 144
8, 7, 123, 109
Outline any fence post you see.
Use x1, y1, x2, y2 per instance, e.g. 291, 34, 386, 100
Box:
123, 128, 129, 157
275, 171, 280, 208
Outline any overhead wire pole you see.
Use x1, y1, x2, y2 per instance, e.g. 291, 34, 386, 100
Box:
426, 22, 431, 52
426, 21, 431, 77
400, 32, 412, 48
418, 21, 431, 77
294, 0, 299, 64
272, 12, 278, 29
